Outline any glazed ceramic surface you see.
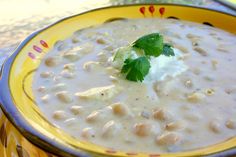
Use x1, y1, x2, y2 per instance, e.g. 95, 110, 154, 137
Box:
0, 4, 236, 157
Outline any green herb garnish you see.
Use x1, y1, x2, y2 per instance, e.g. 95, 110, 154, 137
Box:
113, 33, 174, 82
132, 33, 164, 57
121, 57, 151, 82
162, 43, 175, 56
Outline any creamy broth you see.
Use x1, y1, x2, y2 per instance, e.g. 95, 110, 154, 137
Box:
33, 18, 236, 153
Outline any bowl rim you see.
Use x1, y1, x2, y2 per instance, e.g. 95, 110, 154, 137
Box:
0, 3, 236, 157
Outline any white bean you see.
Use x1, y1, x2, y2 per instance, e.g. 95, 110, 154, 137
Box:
55, 91, 73, 103
153, 108, 170, 121
205, 88, 215, 96
111, 102, 127, 116
53, 110, 66, 120
156, 132, 180, 146
165, 121, 185, 131
226, 119, 236, 129
41, 95, 50, 103
70, 106, 83, 115
186, 33, 200, 39
63, 63, 76, 72
81, 127, 95, 139
133, 123, 150, 137
71, 35, 80, 43
209, 120, 222, 133
45, 56, 60, 67
86, 111, 100, 123
37, 86, 47, 93
211, 60, 218, 70
63, 52, 80, 61
174, 45, 188, 53
193, 47, 208, 56
51, 83, 67, 92
60, 70, 75, 79
83, 61, 100, 72
96, 38, 107, 45
64, 118, 76, 126
217, 47, 229, 53
40, 72, 53, 78
187, 92, 205, 103
101, 120, 117, 138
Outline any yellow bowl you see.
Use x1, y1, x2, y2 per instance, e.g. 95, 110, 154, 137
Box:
0, 4, 236, 157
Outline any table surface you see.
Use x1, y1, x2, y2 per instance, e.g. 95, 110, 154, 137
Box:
0, 0, 236, 66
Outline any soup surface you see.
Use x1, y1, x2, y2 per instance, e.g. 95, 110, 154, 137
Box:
33, 18, 236, 153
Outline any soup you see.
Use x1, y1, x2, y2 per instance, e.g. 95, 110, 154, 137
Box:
32, 18, 236, 153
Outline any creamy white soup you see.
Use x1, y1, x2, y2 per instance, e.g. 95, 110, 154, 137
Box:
33, 18, 236, 153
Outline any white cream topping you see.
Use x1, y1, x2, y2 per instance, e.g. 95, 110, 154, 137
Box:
144, 48, 188, 83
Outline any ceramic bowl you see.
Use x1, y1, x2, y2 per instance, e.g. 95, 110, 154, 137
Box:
0, 4, 236, 157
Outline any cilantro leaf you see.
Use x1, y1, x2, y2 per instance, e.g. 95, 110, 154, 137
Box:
132, 33, 163, 57
162, 43, 175, 56
113, 33, 175, 82
121, 56, 150, 82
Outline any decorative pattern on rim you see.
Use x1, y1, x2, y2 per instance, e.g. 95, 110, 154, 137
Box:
28, 40, 49, 60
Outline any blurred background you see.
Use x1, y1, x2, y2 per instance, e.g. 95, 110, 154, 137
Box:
0, 0, 235, 65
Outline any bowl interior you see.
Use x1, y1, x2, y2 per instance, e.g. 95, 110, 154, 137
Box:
2, 4, 236, 157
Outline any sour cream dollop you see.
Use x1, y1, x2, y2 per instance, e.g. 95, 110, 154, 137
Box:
144, 48, 188, 83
